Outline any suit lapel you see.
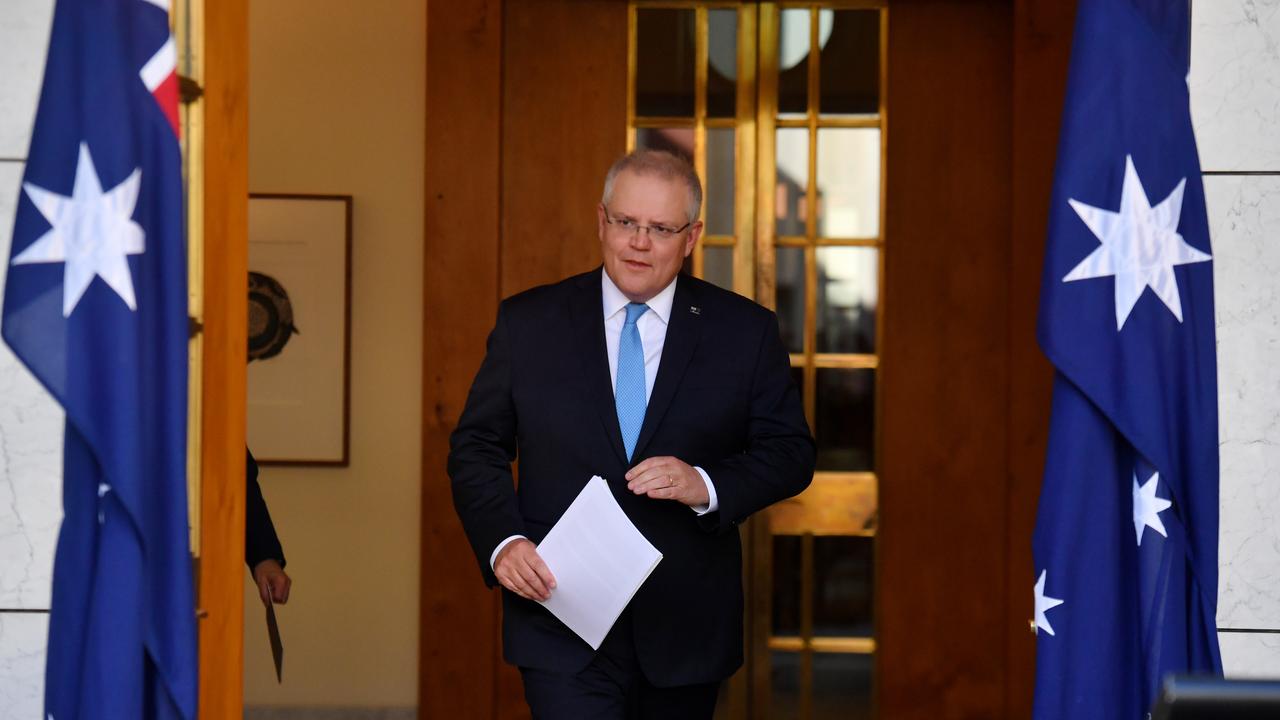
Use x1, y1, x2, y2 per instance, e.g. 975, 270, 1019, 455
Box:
569, 268, 629, 466
633, 275, 702, 460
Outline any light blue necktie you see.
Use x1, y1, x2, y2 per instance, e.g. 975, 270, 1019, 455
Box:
616, 302, 649, 461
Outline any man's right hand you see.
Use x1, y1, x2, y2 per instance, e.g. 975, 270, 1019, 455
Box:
494, 538, 557, 602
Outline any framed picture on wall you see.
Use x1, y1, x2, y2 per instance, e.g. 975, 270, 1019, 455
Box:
246, 193, 352, 465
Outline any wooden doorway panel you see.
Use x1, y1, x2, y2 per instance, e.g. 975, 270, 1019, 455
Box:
198, 1, 250, 717
419, 2, 626, 718
419, 2, 1070, 718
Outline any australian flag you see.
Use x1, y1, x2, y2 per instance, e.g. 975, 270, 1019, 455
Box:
1, 0, 196, 718
1032, 0, 1222, 717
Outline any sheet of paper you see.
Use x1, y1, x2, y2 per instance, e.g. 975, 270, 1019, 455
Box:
266, 598, 284, 683
537, 475, 663, 650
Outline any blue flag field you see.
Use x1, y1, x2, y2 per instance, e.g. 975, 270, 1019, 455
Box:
1033, 0, 1223, 717
1, 0, 197, 717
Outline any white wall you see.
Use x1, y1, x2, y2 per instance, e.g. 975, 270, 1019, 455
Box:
0, 1, 59, 718
1190, 0, 1280, 676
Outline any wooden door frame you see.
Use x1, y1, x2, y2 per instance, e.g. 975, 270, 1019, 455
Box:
198, 1, 250, 717
417, 1, 1072, 718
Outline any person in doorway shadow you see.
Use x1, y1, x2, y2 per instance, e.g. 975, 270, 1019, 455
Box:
246, 448, 290, 607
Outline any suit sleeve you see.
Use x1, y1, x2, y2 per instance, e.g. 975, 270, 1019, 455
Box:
245, 448, 286, 570
448, 303, 527, 587
700, 312, 815, 533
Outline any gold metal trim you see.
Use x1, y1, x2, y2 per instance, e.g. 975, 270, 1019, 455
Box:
768, 637, 877, 654
776, 0, 886, 8
633, 0, 741, 8
790, 353, 879, 369
769, 473, 878, 536
779, 235, 881, 247
799, 532, 814, 719
752, 10, 779, 716
693, 5, 708, 279
778, 115, 880, 129
633, 116, 698, 128
627, 5, 638, 152
627, 6, 889, 718
733, 5, 758, 301
815, 235, 881, 246
177, 0, 205, 555
755, 4, 779, 310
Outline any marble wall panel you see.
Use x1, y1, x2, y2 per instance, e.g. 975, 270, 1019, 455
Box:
0, 612, 47, 718
0, 161, 63, 611
0, 0, 54, 159
1207, 175, 1280, 630
1190, 0, 1280, 171
1219, 631, 1280, 678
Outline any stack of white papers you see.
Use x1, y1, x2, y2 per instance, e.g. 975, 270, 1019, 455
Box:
536, 475, 663, 650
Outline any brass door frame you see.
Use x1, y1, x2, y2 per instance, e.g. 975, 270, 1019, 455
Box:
628, 4, 886, 717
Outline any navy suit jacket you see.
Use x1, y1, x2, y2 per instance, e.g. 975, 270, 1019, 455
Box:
448, 267, 814, 686
245, 449, 285, 571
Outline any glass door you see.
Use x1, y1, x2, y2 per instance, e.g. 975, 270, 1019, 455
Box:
628, 3, 886, 719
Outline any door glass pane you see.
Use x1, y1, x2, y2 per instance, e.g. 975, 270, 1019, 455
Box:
703, 246, 733, 291
770, 651, 802, 720
775, 128, 808, 237
636, 127, 695, 164
813, 653, 872, 720
820, 11, 880, 117
636, 9, 695, 117
813, 536, 873, 637
815, 368, 875, 471
775, 247, 805, 354
777, 9, 810, 118
707, 9, 737, 118
816, 128, 880, 238
816, 246, 877, 354
705, 128, 735, 235
772, 534, 801, 636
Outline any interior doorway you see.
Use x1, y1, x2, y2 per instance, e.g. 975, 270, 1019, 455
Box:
624, 3, 885, 718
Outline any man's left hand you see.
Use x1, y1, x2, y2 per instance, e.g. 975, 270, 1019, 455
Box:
626, 456, 708, 507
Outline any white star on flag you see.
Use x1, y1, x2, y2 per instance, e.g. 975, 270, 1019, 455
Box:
1062, 154, 1211, 330
12, 142, 145, 317
97, 482, 111, 525
1034, 569, 1064, 637
1133, 470, 1172, 545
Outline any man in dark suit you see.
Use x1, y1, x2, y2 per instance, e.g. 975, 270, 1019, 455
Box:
449, 150, 814, 718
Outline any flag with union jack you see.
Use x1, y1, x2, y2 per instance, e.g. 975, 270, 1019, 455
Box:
1, 0, 196, 717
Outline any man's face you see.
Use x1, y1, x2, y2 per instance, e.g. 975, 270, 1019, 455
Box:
597, 169, 701, 303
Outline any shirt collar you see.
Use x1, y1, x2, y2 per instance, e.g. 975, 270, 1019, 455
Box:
601, 269, 677, 325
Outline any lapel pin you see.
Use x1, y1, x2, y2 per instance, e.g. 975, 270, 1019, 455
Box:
689, 305, 701, 315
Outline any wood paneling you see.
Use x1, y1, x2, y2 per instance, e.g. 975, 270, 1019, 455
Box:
1006, 0, 1076, 715
198, 0, 249, 717
419, 0, 505, 718
419, 2, 1073, 717
419, 2, 627, 716
878, 1, 1014, 718
495, 2, 628, 714
501, 1, 628, 295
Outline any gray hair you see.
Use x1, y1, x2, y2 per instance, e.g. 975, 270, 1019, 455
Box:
601, 149, 703, 224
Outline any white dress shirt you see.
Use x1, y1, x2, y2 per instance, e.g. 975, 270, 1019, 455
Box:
489, 271, 720, 569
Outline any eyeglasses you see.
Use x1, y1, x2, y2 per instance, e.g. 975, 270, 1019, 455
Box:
604, 208, 693, 242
